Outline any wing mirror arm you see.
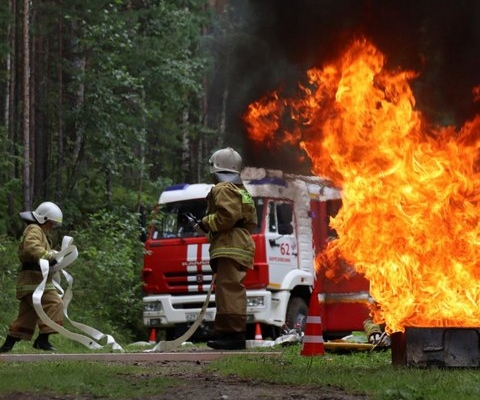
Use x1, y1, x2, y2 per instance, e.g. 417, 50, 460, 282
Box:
269, 236, 283, 247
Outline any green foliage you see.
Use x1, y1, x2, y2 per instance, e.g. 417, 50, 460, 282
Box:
0, 361, 174, 398
0, 127, 22, 235
208, 346, 480, 400
0, 236, 20, 337
119, 0, 210, 184
0, 2, 12, 67
0, 208, 147, 345
60, 0, 211, 205
63, 3, 147, 199
67, 208, 146, 342
0, 0, 227, 345
0, 0, 224, 227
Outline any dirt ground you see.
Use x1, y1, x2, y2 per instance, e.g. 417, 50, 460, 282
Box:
150, 361, 367, 400
0, 359, 367, 400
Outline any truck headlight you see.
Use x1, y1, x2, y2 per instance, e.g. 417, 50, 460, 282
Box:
144, 301, 163, 312
247, 296, 265, 308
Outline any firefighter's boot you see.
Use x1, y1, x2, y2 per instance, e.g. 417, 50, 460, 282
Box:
33, 333, 57, 351
207, 332, 245, 350
0, 335, 20, 353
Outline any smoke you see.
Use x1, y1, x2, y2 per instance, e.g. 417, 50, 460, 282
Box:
227, 0, 480, 171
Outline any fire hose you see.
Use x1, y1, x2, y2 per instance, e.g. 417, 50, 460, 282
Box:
146, 274, 216, 352
33, 236, 123, 351
146, 212, 215, 352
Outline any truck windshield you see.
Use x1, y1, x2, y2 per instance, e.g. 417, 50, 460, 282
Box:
151, 198, 263, 239
151, 199, 207, 239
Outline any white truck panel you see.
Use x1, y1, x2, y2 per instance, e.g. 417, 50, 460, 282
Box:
242, 167, 340, 275
143, 290, 277, 327
159, 183, 213, 204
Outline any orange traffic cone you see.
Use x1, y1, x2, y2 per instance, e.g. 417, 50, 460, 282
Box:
148, 329, 157, 344
255, 323, 263, 340
300, 284, 325, 356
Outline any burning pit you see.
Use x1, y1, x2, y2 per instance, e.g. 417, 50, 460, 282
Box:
391, 328, 480, 368
242, 35, 480, 365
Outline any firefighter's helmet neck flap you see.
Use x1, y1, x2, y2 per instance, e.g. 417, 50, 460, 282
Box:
209, 147, 243, 184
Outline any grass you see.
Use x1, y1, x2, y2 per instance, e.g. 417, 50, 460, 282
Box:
0, 361, 175, 398
2, 338, 480, 399
208, 345, 480, 400
0, 336, 176, 399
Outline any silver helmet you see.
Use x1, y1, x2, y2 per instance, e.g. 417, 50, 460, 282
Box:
209, 147, 242, 175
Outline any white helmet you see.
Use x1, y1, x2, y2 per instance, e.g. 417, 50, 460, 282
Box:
28, 202, 63, 225
209, 147, 243, 175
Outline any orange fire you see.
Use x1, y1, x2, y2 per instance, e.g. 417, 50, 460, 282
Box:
243, 38, 480, 333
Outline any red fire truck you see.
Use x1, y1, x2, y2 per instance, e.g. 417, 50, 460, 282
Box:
142, 167, 371, 340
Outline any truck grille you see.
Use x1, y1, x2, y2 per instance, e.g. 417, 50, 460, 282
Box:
164, 271, 214, 294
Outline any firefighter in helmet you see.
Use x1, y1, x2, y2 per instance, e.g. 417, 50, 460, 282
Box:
198, 147, 257, 350
0, 202, 64, 353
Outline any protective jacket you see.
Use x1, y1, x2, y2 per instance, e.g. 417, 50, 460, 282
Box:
16, 224, 57, 299
201, 181, 257, 268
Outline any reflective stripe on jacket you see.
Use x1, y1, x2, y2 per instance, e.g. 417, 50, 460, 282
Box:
17, 282, 57, 292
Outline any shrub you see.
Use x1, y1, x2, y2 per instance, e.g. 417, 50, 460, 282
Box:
57, 207, 146, 343
0, 208, 146, 345
0, 237, 20, 337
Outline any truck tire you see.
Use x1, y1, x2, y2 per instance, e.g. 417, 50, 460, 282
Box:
285, 296, 309, 333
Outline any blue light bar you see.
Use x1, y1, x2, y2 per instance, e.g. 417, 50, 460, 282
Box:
164, 183, 189, 191
248, 177, 288, 187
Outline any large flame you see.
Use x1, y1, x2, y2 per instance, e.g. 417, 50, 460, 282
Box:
243, 38, 480, 333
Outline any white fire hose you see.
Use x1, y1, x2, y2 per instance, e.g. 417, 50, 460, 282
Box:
33, 236, 123, 351
146, 274, 216, 352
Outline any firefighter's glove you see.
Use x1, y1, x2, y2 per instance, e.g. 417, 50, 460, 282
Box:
183, 212, 199, 225
183, 213, 207, 234
369, 332, 391, 347
193, 222, 208, 235
47, 250, 61, 265
364, 320, 386, 345
368, 332, 380, 344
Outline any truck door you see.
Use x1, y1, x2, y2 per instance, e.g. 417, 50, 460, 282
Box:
265, 201, 298, 287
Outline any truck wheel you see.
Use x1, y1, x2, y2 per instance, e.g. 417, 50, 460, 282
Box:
285, 297, 309, 333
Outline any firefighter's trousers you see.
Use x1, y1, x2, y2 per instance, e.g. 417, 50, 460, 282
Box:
213, 257, 247, 334
8, 290, 63, 340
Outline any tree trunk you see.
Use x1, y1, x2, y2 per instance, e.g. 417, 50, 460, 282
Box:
181, 107, 190, 181
6, 0, 18, 235
32, 4, 48, 200
56, 17, 64, 195
67, 20, 86, 193
22, 0, 31, 209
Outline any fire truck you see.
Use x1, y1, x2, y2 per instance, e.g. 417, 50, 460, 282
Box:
142, 167, 371, 340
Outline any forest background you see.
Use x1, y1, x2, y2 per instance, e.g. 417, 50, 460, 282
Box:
0, 0, 272, 343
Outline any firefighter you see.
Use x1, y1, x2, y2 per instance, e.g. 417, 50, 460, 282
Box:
363, 318, 391, 347
197, 147, 257, 350
0, 202, 64, 353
